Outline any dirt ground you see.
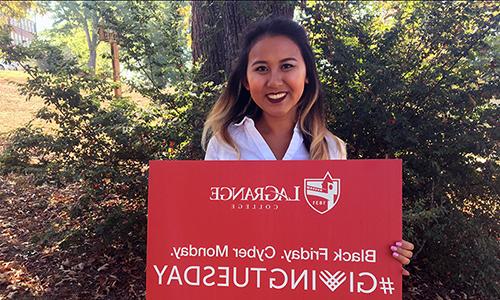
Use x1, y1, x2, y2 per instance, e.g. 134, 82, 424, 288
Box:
0, 173, 146, 299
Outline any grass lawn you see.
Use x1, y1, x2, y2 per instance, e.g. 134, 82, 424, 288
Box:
0, 70, 45, 137
0, 70, 152, 139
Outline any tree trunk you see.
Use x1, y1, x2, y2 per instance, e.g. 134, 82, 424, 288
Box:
82, 4, 100, 75
81, 17, 95, 74
191, 1, 226, 84
88, 13, 100, 75
191, 1, 295, 84
88, 47, 96, 73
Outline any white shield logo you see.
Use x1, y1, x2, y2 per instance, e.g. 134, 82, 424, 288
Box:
304, 172, 340, 214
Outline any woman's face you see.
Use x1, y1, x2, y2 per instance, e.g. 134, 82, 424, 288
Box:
244, 35, 308, 122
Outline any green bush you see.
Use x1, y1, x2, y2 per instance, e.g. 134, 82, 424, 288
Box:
0, 34, 220, 256
300, 1, 499, 298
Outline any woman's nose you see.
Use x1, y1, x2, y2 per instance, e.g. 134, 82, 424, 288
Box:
267, 70, 284, 88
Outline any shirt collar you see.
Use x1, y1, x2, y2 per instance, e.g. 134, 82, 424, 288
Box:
236, 116, 304, 160
235, 116, 300, 131
234, 116, 251, 127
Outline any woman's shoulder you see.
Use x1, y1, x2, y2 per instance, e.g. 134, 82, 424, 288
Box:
204, 118, 255, 160
325, 132, 347, 160
205, 134, 239, 160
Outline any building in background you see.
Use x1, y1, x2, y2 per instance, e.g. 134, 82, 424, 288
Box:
9, 17, 37, 45
0, 17, 36, 70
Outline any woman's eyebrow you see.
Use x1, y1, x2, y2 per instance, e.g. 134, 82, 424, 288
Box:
251, 57, 298, 66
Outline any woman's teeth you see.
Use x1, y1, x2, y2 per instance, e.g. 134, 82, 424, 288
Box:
267, 92, 286, 99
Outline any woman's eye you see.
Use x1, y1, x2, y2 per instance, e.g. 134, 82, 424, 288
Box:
282, 63, 295, 70
255, 66, 267, 72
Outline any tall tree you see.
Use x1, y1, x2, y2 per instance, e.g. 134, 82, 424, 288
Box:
191, 1, 296, 84
48, 1, 102, 74
99, 1, 191, 94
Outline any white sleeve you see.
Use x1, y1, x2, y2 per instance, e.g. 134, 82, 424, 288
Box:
326, 134, 347, 160
204, 136, 220, 160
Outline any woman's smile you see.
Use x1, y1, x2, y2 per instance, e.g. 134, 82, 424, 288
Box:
266, 92, 288, 103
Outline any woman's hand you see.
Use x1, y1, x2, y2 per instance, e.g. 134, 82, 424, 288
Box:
390, 240, 414, 276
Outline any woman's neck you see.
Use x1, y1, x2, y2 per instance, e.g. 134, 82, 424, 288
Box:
255, 113, 296, 160
255, 114, 295, 136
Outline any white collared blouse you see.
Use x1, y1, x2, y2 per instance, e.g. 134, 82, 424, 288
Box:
204, 117, 346, 160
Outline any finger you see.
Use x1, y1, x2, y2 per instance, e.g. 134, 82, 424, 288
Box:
402, 268, 410, 276
392, 251, 411, 265
397, 240, 414, 251
391, 245, 413, 259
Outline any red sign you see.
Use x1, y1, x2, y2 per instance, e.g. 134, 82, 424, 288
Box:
147, 160, 402, 299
